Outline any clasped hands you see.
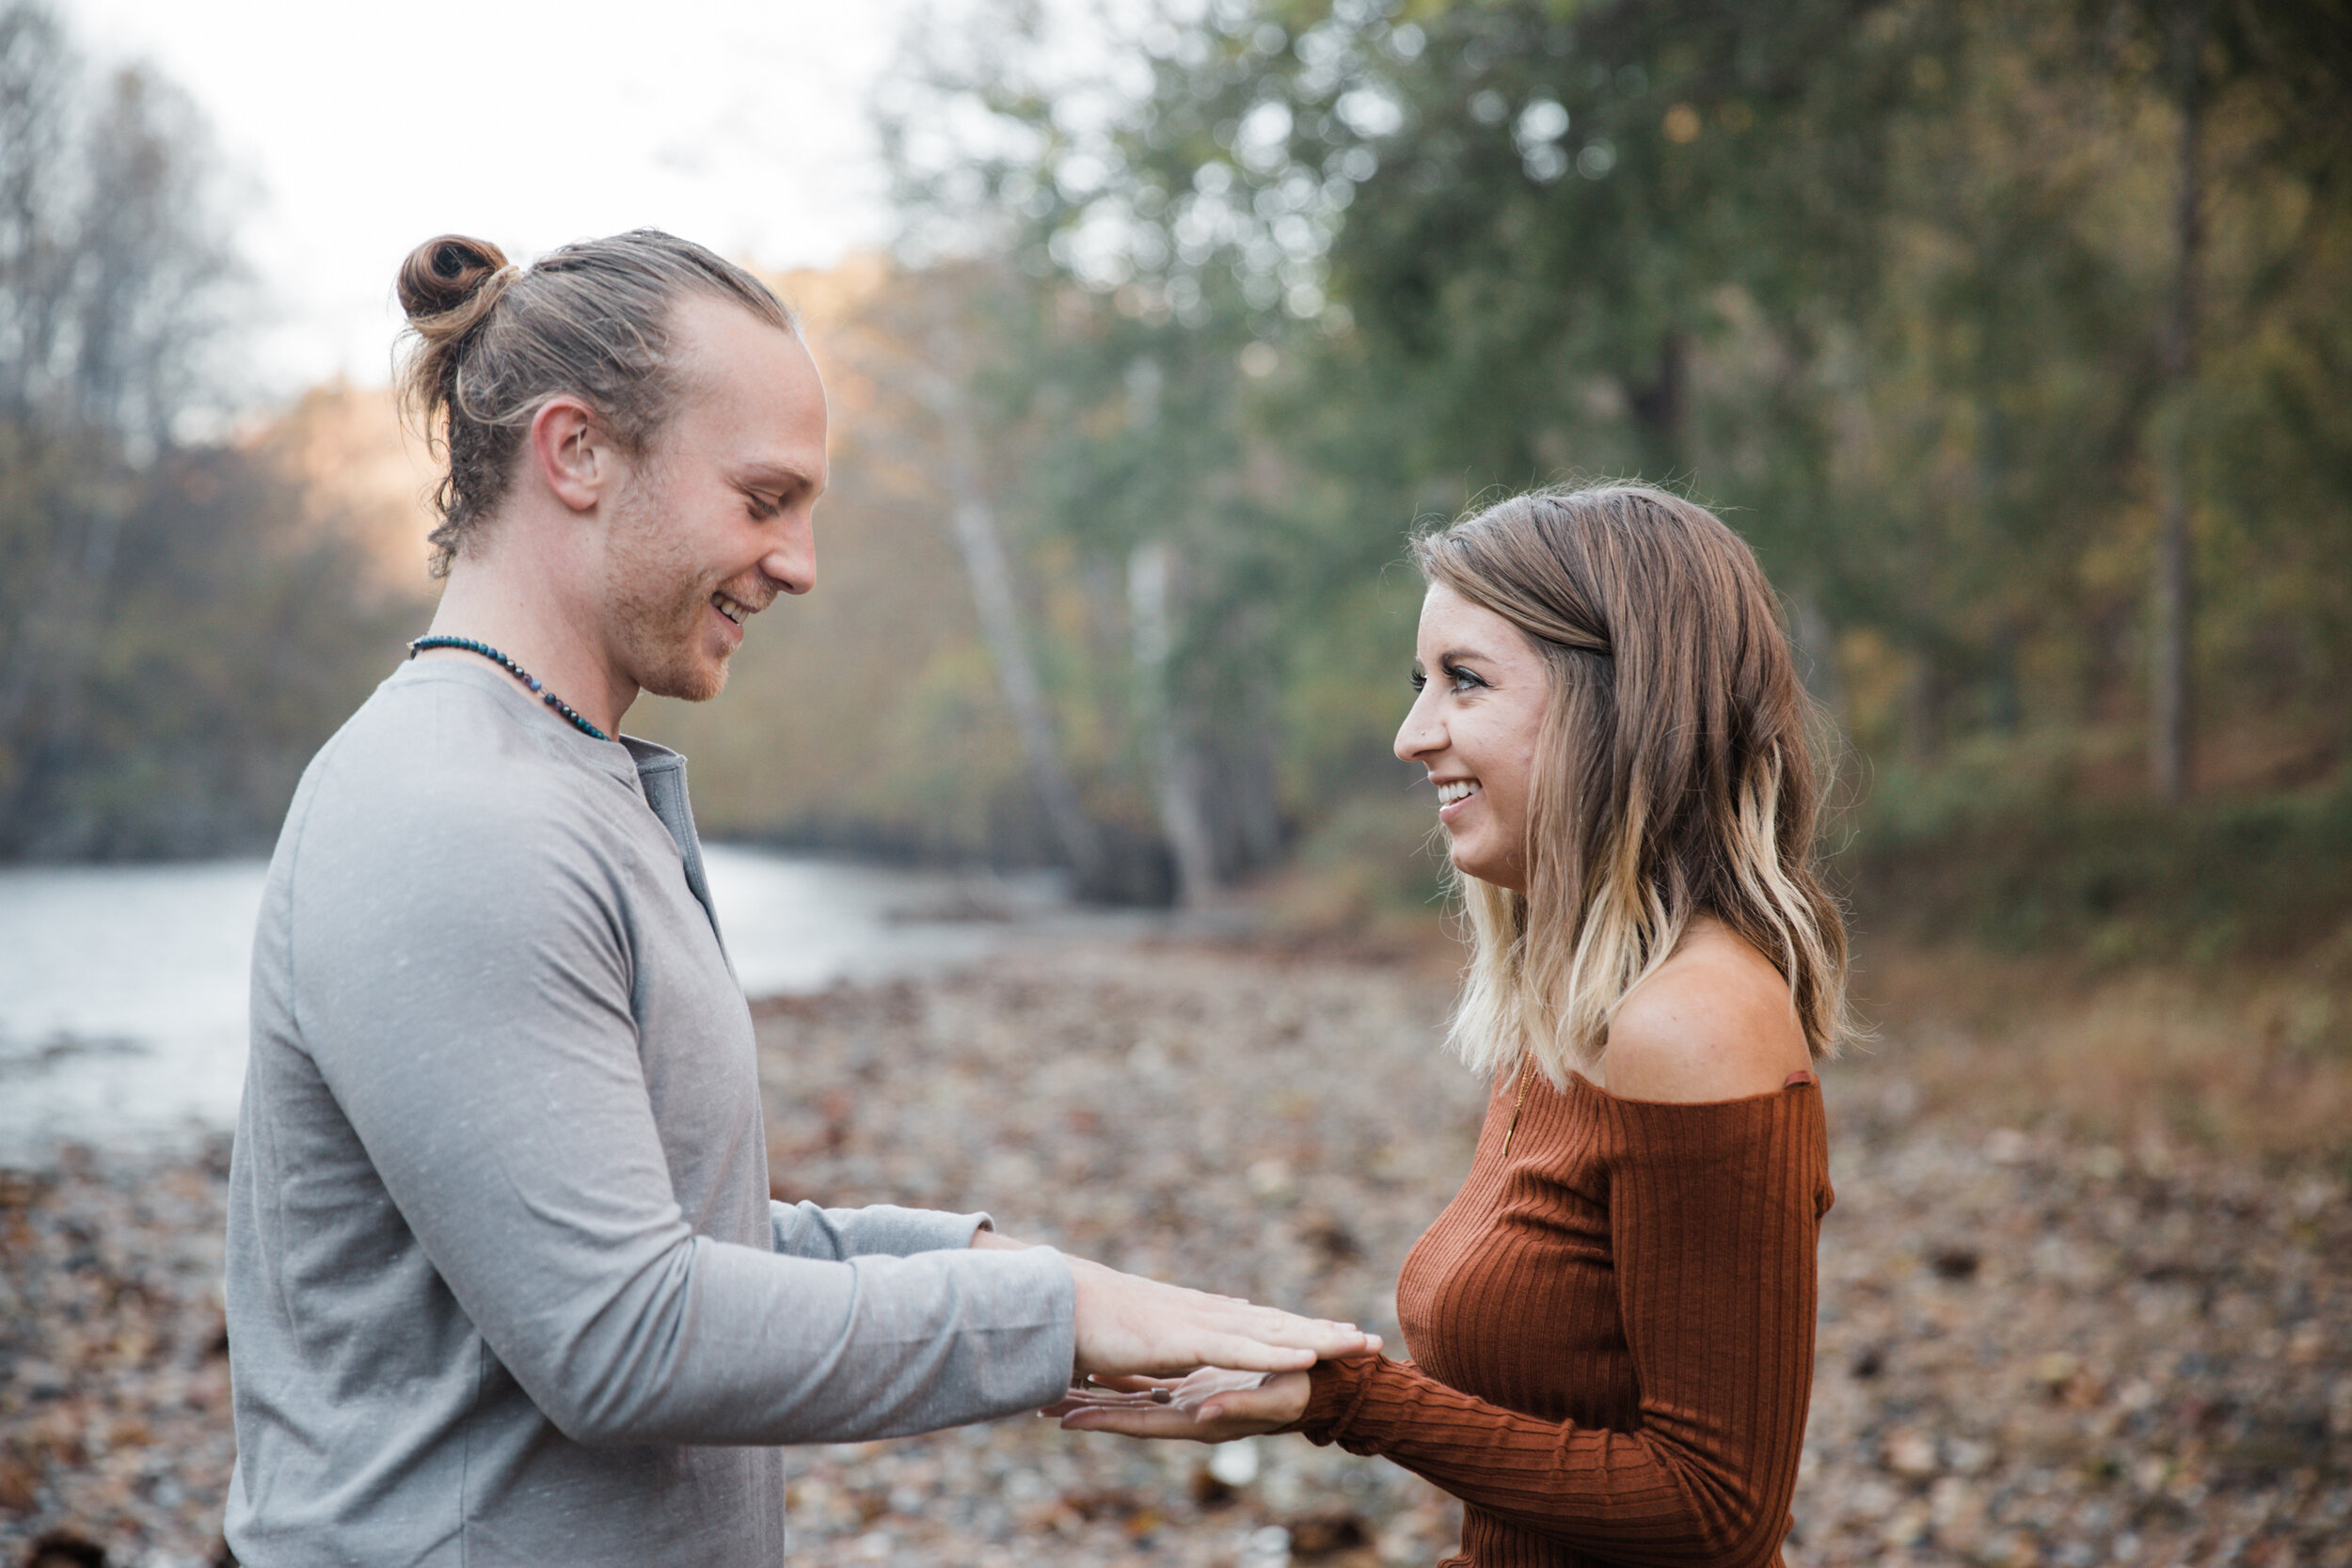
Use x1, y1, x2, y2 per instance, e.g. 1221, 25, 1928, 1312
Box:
974, 1230, 1372, 1442
1056, 1245, 1365, 1442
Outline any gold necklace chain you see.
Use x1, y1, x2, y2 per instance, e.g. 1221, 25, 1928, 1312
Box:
1500, 1071, 1531, 1158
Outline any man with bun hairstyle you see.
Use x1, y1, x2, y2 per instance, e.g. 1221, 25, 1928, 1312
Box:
222, 230, 1374, 1567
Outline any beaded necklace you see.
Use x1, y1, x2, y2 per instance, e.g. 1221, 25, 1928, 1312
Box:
406, 635, 612, 742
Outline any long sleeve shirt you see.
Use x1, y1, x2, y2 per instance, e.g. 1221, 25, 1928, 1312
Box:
1289, 1069, 1832, 1568
224, 658, 1076, 1568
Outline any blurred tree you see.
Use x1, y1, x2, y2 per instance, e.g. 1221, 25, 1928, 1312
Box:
0, 0, 421, 858
2103, 0, 2352, 797
0, 4, 234, 441
881, 1, 1439, 901
11, 443, 420, 857
858, 270, 1110, 889
885, 0, 2352, 848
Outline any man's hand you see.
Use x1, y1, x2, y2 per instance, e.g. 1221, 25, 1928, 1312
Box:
1050, 1365, 1311, 1442
1066, 1256, 1377, 1379
966, 1229, 1375, 1378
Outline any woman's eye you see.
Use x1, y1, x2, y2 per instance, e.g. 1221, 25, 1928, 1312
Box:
1447, 664, 1486, 691
1408, 670, 1427, 693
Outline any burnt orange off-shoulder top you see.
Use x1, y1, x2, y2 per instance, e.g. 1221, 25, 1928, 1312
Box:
1289, 1069, 1832, 1568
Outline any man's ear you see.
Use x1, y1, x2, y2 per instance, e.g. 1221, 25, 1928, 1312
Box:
527, 396, 609, 515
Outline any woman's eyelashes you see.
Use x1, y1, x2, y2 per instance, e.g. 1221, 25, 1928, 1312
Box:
1409, 661, 1491, 694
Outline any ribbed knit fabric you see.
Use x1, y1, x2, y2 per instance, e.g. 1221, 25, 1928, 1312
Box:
1289, 1069, 1831, 1568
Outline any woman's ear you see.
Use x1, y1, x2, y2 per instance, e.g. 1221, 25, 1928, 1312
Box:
527, 396, 608, 514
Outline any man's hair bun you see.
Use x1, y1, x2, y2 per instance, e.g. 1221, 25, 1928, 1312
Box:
397, 234, 512, 322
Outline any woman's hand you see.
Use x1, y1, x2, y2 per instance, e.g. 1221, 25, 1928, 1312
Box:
1048, 1365, 1311, 1442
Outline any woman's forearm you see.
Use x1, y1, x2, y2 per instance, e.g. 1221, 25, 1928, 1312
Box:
1293, 1354, 1796, 1566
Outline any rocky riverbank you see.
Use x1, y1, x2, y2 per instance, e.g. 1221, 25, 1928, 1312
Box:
2, 941, 2345, 1566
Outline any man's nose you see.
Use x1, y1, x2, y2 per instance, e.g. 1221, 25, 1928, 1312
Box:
766, 516, 817, 596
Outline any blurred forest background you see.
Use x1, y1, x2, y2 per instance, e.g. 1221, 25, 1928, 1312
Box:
4, 0, 2349, 998
8, 6, 2352, 1558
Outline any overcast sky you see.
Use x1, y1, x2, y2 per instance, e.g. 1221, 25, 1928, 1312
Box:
59, 0, 920, 398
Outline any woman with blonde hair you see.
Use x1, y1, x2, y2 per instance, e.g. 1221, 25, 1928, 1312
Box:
1059, 483, 1846, 1567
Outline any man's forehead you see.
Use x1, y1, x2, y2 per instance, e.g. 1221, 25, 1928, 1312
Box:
669, 296, 826, 470
673, 296, 818, 394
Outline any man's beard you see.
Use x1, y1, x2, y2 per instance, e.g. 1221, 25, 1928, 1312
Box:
602, 473, 732, 704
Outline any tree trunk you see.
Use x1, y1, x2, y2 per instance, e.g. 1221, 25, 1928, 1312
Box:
882, 310, 1107, 885
1128, 538, 1220, 909
1235, 681, 1285, 867
933, 401, 1105, 884
2150, 0, 2204, 802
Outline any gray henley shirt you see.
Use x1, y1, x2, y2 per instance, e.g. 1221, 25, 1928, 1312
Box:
224, 658, 1077, 1567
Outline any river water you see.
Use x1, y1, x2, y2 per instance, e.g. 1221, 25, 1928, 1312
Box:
0, 849, 1104, 1166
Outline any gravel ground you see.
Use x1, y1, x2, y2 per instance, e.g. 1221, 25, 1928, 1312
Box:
2, 940, 2346, 1567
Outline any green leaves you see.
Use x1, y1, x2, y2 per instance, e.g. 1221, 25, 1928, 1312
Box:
873, 0, 2349, 895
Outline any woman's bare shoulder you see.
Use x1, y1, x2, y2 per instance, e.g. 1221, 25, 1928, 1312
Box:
1599, 921, 1812, 1102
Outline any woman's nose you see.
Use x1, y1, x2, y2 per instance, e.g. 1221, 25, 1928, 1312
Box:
1394, 694, 1441, 763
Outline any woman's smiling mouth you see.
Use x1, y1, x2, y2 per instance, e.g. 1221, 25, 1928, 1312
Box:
1436, 778, 1481, 820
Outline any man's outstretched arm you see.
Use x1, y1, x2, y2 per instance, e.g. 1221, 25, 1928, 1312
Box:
294, 788, 1372, 1444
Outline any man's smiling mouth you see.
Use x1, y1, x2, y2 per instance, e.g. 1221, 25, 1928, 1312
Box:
711, 591, 756, 626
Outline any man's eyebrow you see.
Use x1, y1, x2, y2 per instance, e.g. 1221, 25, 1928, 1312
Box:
736, 461, 823, 495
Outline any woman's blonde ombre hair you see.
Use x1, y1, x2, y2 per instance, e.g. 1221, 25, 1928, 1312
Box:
1415, 483, 1850, 1084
